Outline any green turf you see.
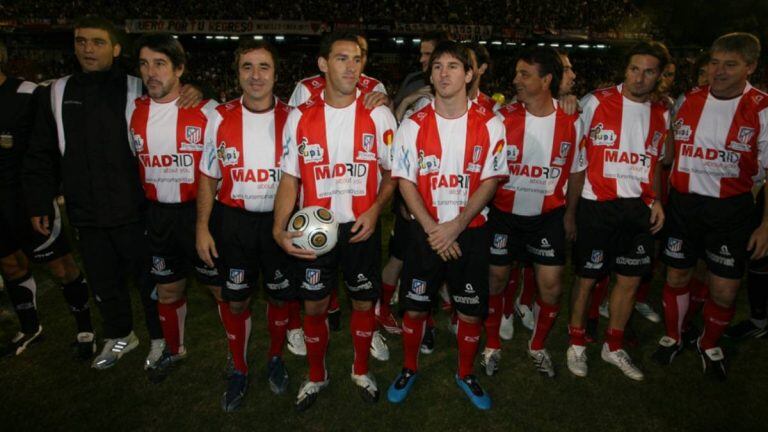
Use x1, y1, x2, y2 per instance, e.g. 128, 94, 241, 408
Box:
1, 213, 767, 431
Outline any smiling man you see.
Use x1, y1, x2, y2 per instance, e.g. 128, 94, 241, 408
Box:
565, 41, 671, 381
657, 33, 768, 380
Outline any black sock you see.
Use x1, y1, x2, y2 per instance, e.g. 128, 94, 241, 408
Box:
6, 273, 39, 334
61, 273, 93, 333
747, 271, 768, 322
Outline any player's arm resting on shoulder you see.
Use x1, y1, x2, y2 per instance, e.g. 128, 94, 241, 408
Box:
272, 173, 317, 260
558, 94, 580, 115
177, 83, 204, 108
395, 86, 432, 122
564, 170, 585, 241
23, 85, 61, 236
363, 91, 392, 110
196, 174, 219, 267
748, 175, 768, 259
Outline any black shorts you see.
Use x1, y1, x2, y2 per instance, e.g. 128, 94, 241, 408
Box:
388, 210, 411, 260
294, 222, 381, 302
574, 198, 654, 279
212, 203, 294, 302
147, 201, 219, 286
399, 223, 489, 318
0, 188, 70, 263
487, 206, 566, 266
661, 190, 754, 280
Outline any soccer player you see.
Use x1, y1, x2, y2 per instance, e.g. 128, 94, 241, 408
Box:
484, 47, 581, 378
565, 41, 670, 381
274, 32, 397, 411
0, 40, 94, 358
126, 33, 222, 382
394, 31, 451, 122
387, 41, 507, 410
656, 33, 768, 379
198, 40, 297, 411
22, 16, 203, 370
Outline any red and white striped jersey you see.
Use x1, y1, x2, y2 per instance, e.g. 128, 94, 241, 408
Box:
475, 92, 501, 113
200, 97, 290, 212
128, 96, 218, 204
281, 93, 397, 223
670, 83, 768, 198
392, 101, 508, 227
288, 74, 387, 107
576, 85, 669, 204
494, 100, 582, 216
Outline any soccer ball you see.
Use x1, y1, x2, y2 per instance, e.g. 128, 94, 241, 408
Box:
288, 206, 339, 256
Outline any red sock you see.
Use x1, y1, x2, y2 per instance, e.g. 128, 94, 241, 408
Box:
684, 277, 709, 327
379, 283, 396, 318
636, 280, 651, 303
662, 283, 690, 342
456, 317, 481, 378
267, 302, 290, 358
157, 298, 187, 355
605, 327, 624, 352
426, 314, 435, 328
304, 313, 329, 382
287, 299, 302, 331
351, 308, 375, 375
530, 298, 560, 350
503, 267, 521, 317
328, 290, 340, 312
520, 266, 536, 307
401, 314, 426, 371
483, 293, 503, 350
588, 276, 609, 320
699, 300, 735, 350
569, 325, 586, 347
221, 303, 251, 374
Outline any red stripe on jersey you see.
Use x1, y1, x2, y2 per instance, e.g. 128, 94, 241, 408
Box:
494, 104, 525, 213
544, 107, 579, 212
476, 92, 496, 112
274, 103, 289, 167
640, 102, 669, 203
586, 87, 624, 201
176, 105, 206, 202
670, 88, 708, 194
130, 97, 156, 200
721, 95, 761, 196
214, 100, 243, 209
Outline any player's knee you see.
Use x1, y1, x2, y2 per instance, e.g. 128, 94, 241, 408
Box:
229, 300, 249, 315
666, 267, 692, 287
157, 281, 185, 303
304, 297, 329, 316
457, 311, 480, 324
351, 299, 372, 311
208, 285, 223, 302
47, 256, 80, 282
405, 310, 428, 320
488, 265, 509, 295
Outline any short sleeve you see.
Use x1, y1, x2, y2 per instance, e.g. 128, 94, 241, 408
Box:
371, 106, 398, 171
480, 116, 509, 180
391, 118, 419, 183
200, 110, 223, 179
281, 108, 303, 178
288, 82, 309, 107
571, 116, 585, 174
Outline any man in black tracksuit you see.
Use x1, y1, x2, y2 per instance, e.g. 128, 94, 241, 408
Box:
22, 16, 164, 370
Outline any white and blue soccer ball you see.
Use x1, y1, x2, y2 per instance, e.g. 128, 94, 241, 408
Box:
288, 206, 339, 256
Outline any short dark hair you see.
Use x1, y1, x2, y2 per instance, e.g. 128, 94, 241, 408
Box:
428, 40, 473, 72
711, 32, 761, 64
233, 40, 279, 71
517, 47, 563, 96
73, 15, 120, 45
466, 42, 491, 68
624, 41, 671, 73
421, 30, 451, 45
319, 32, 360, 60
135, 33, 186, 69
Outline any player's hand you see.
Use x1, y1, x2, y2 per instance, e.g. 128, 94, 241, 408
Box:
558, 94, 580, 115
363, 91, 390, 109
747, 222, 768, 260
349, 205, 380, 243
428, 219, 462, 254
438, 241, 462, 261
177, 84, 203, 108
649, 200, 665, 234
564, 211, 577, 241
30, 215, 50, 236
274, 229, 317, 260
196, 228, 219, 268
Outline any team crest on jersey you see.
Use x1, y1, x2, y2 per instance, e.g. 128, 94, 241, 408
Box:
738, 127, 755, 144
411, 279, 427, 295
673, 118, 692, 142
418, 150, 440, 175
554, 141, 572, 166
216, 142, 240, 167
467, 145, 483, 173
229, 269, 245, 284
646, 132, 663, 156
181, 126, 204, 151
130, 128, 145, 153
357, 133, 377, 161
589, 123, 617, 146
298, 137, 324, 163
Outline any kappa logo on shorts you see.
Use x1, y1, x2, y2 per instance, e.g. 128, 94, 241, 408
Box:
411, 279, 427, 295
719, 245, 731, 256
636, 245, 646, 255
493, 234, 508, 249
541, 238, 551, 248
275, 270, 283, 279
465, 283, 475, 294
229, 269, 245, 284
306, 269, 321, 285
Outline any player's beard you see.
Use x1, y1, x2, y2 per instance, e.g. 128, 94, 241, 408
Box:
148, 79, 174, 100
